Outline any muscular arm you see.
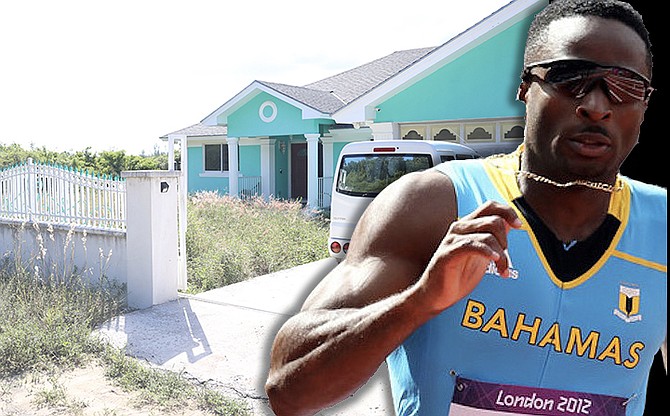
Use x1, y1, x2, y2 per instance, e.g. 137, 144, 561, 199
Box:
265, 169, 521, 415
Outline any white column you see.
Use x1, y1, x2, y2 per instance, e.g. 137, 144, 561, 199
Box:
227, 136, 239, 197
305, 134, 320, 209
369, 122, 399, 141
167, 135, 176, 171
260, 138, 276, 200
167, 133, 186, 174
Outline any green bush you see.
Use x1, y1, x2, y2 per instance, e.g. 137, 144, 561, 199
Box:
185, 192, 330, 293
0, 142, 172, 177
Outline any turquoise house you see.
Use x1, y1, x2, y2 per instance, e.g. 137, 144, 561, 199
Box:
164, 0, 547, 208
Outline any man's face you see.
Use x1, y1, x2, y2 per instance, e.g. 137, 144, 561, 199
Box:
519, 16, 650, 182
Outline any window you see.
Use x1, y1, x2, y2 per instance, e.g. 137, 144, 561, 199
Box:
336, 154, 433, 197
204, 144, 230, 171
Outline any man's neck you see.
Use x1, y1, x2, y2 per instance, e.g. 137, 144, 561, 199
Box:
519, 180, 611, 243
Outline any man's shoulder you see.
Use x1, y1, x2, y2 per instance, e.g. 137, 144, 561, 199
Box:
622, 176, 667, 201
434, 157, 486, 175
353, 169, 456, 253
377, 167, 455, 203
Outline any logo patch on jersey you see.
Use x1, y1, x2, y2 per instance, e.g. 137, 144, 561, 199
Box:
485, 250, 519, 279
613, 284, 642, 323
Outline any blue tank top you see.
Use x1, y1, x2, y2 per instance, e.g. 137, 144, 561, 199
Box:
386, 150, 667, 416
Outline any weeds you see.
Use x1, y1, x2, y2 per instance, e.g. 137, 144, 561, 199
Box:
101, 346, 248, 415
1, 194, 324, 414
33, 377, 69, 409
0, 220, 250, 415
185, 192, 329, 292
0, 234, 123, 376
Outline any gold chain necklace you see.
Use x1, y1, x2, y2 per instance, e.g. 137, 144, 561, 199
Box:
516, 170, 624, 193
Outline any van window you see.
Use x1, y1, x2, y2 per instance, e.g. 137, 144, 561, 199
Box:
336, 153, 433, 197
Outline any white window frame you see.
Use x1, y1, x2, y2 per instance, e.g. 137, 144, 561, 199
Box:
200, 143, 230, 177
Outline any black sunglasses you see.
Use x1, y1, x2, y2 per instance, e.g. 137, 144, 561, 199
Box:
522, 59, 654, 104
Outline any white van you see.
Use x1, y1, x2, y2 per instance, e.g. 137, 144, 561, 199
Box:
328, 140, 479, 259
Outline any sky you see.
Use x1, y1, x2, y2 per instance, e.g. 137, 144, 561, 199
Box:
0, 0, 512, 156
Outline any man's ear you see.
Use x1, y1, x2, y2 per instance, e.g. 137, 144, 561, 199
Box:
517, 82, 529, 103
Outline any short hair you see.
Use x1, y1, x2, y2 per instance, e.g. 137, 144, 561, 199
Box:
525, 0, 652, 73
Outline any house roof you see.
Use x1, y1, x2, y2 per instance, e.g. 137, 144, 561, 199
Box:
304, 47, 436, 106
257, 81, 346, 114
250, 47, 435, 115
199, 46, 437, 126
161, 123, 227, 139
193, 0, 546, 130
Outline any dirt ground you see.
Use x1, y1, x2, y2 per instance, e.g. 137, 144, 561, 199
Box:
0, 362, 215, 416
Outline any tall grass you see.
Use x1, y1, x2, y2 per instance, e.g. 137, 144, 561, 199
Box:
0, 225, 125, 377
1, 196, 326, 412
0, 222, 250, 414
185, 192, 330, 293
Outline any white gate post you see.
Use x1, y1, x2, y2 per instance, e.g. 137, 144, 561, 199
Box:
121, 170, 181, 309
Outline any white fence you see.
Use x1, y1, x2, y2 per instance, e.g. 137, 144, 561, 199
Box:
318, 176, 333, 209
239, 176, 262, 200
0, 158, 126, 232
0, 166, 182, 309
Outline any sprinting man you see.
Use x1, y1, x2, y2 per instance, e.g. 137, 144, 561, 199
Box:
266, 1, 666, 415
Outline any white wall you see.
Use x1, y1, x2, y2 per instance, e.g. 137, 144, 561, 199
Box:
0, 220, 127, 287
1, 170, 182, 309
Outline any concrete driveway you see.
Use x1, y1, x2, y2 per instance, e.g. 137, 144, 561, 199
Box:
96, 258, 394, 415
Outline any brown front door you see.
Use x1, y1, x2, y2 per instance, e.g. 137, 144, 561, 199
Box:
290, 143, 307, 201
290, 142, 324, 202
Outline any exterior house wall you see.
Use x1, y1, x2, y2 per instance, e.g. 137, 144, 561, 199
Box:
185, 142, 261, 195
186, 145, 229, 194
375, 17, 532, 122
240, 144, 261, 176
227, 92, 331, 137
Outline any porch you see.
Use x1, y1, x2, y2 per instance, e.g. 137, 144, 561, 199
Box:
238, 175, 332, 209
166, 131, 333, 210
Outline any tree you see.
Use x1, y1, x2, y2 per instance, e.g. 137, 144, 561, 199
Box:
0, 142, 171, 176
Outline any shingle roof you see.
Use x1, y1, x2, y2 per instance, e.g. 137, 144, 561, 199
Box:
161, 123, 227, 139
259, 47, 437, 115
304, 47, 436, 105
257, 81, 345, 114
